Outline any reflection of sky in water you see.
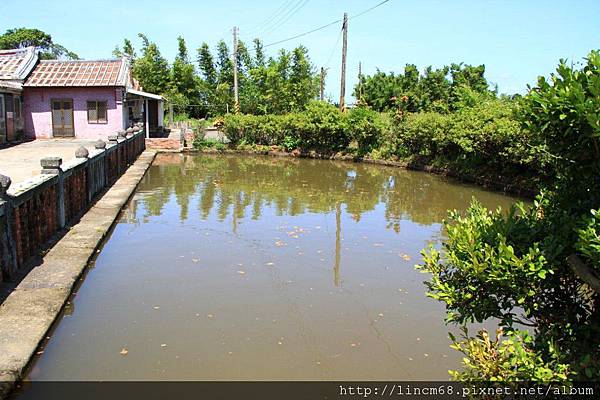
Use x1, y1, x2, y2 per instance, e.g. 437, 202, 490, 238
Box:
20, 154, 521, 386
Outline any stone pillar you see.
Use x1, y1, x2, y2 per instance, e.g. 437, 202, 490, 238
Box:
95, 140, 108, 192
108, 135, 119, 176
41, 157, 65, 228
75, 146, 91, 202
0, 174, 17, 280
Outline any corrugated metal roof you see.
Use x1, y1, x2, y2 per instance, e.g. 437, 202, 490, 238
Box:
0, 47, 38, 81
24, 58, 128, 87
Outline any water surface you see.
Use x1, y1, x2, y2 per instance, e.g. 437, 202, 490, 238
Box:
22, 154, 520, 381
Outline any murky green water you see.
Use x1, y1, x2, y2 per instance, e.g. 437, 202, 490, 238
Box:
22, 154, 520, 381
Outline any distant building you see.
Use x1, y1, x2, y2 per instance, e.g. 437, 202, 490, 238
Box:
0, 47, 37, 144
23, 57, 163, 140
0, 46, 163, 144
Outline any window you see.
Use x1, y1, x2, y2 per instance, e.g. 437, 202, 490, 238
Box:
87, 101, 107, 123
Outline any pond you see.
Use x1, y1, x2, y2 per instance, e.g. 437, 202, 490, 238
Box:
19, 154, 520, 383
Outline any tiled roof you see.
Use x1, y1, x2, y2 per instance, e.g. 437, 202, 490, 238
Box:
24, 58, 128, 87
0, 47, 38, 81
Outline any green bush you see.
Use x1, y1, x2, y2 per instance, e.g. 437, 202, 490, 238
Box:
449, 328, 571, 382
346, 107, 388, 155
418, 50, 600, 382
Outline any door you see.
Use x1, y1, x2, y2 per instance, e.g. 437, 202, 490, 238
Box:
51, 99, 74, 137
0, 94, 6, 144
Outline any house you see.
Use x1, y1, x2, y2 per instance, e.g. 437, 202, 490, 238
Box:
0, 47, 38, 144
22, 57, 164, 140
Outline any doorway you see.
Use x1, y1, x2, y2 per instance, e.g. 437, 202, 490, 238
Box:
51, 99, 74, 137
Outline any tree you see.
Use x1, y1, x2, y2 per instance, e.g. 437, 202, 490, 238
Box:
197, 42, 217, 86
169, 36, 202, 117
0, 27, 78, 59
132, 33, 170, 94
113, 38, 136, 59
354, 62, 492, 113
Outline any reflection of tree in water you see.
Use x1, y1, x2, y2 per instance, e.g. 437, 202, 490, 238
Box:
134, 154, 517, 229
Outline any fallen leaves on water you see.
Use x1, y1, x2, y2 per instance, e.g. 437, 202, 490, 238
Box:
399, 253, 411, 261
207, 314, 214, 319
120, 348, 129, 356
161, 344, 167, 348
237, 270, 246, 275
153, 306, 160, 310
274, 240, 286, 247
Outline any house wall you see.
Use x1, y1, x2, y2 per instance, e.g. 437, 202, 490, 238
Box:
23, 87, 125, 139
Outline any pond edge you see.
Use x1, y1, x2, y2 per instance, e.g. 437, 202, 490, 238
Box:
183, 148, 537, 199
0, 151, 157, 400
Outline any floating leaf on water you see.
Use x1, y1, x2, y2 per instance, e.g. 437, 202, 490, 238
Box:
207, 314, 214, 319
424, 353, 429, 357
120, 348, 129, 356
378, 313, 384, 317
266, 262, 275, 266
237, 270, 246, 275
161, 344, 167, 348
153, 306, 160, 310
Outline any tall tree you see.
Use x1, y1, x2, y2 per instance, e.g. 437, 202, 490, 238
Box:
169, 36, 200, 116
0, 27, 78, 59
197, 42, 217, 86
113, 38, 136, 59
132, 33, 170, 94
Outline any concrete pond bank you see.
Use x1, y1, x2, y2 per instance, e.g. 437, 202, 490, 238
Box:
0, 150, 156, 399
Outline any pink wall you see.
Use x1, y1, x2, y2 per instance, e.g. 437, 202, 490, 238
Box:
24, 87, 124, 139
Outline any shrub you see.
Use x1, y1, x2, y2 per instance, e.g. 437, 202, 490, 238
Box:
418, 50, 600, 381
347, 107, 388, 155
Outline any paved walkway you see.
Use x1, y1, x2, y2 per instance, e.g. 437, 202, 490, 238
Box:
0, 139, 98, 185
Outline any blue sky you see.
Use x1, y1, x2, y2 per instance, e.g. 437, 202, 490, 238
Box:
2, 0, 599, 100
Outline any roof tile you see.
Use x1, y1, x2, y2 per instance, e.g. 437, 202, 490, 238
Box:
24, 59, 126, 87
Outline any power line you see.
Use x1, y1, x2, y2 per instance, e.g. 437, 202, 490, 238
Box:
349, 0, 391, 20
263, 0, 311, 37
262, 0, 391, 48
264, 19, 341, 48
324, 26, 343, 68
242, 0, 298, 35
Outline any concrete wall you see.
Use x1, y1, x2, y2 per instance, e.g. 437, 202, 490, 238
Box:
0, 129, 146, 282
23, 87, 124, 140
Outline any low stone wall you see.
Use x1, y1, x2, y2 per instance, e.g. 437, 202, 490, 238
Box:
0, 129, 146, 283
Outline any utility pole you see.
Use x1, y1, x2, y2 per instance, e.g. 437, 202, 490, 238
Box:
232, 26, 239, 113
339, 12, 348, 112
320, 67, 325, 101
358, 61, 362, 103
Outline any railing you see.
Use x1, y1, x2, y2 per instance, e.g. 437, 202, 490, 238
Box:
0, 127, 147, 282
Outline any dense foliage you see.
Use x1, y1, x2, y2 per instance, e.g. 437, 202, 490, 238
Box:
113, 35, 319, 118
418, 50, 600, 381
0, 27, 78, 59
220, 101, 355, 152
220, 90, 538, 188
354, 63, 491, 113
